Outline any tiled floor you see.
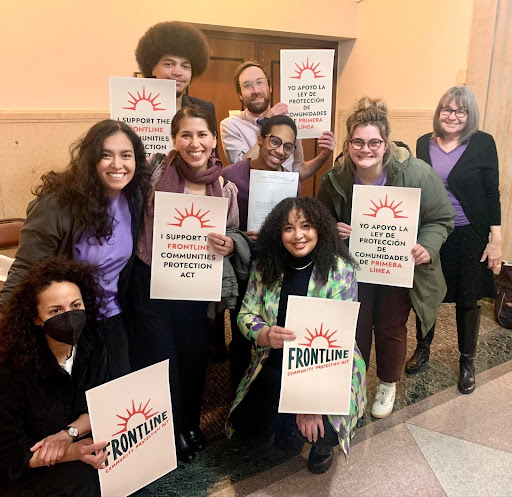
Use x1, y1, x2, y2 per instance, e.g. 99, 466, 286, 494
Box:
210, 360, 512, 497
139, 301, 512, 496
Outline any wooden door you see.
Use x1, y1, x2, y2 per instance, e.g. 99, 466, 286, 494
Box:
188, 31, 338, 197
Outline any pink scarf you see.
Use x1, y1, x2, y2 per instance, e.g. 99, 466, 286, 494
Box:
156, 150, 223, 197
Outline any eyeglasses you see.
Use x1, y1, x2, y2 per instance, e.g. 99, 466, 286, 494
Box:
265, 135, 297, 155
440, 107, 468, 118
240, 78, 268, 91
349, 139, 384, 151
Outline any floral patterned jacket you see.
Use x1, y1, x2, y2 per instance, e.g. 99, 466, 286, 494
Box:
226, 258, 367, 458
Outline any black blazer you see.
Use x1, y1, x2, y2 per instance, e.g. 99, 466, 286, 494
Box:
416, 131, 500, 241
182, 94, 216, 123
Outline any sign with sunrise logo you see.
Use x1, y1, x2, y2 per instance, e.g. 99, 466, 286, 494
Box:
86, 360, 176, 497
280, 49, 334, 139
150, 191, 228, 300
350, 185, 421, 288
279, 296, 360, 415
110, 77, 176, 157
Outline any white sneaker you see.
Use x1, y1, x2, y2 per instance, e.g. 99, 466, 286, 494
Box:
371, 382, 396, 418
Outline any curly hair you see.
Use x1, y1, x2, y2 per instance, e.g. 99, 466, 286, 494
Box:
0, 257, 104, 371
339, 96, 393, 171
34, 119, 150, 240
255, 197, 355, 286
135, 22, 210, 78
260, 115, 297, 140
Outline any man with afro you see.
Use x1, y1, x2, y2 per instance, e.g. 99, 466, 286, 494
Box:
135, 21, 216, 121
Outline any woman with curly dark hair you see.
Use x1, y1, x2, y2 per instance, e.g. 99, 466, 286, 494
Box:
0, 119, 150, 379
227, 197, 366, 475
0, 256, 109, 497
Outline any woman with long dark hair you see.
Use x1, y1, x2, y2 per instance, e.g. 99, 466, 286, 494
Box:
227, 197, 366, 475
0, 257, 109, 497
0, 119, 150, 378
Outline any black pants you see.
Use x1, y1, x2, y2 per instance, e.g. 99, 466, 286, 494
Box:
100, 313, 131, 379
129, 258, 209, 434
230, 349, 338, 447
0, 461, 100, 497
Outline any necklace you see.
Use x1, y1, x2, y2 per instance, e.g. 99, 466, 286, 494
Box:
289, 259, 314, 270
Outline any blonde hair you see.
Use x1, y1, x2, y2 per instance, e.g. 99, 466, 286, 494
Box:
340, 97, 392, 170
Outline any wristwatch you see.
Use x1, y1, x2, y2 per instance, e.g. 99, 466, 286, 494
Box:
66, 426, 79, 441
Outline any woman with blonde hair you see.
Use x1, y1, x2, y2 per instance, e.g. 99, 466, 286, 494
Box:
317, 97, 454, 418
405, 86, 501, 394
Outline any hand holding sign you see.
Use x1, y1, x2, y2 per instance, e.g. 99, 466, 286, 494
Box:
411, 243, 431, 265
257, 325, 296, 348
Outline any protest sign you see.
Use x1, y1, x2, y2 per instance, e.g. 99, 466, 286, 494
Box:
280, 49, 334, 139
86, 360, 176, 497
151, 191, 228, 301
350, 185, 421, 288
279, 296, 360, 415
247, 170, 299, 232
110, 77, 176, 156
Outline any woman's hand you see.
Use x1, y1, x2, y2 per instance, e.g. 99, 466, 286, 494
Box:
75, 438, 108, 469
30, 430, 73, 467
481, 241, 501, 269
208, 233, 234, 256
337, 222, 352, 240
296, 414, 325, 443
257, 325, 296, 349
317, 131, 336, 159
411, 244, 431, 265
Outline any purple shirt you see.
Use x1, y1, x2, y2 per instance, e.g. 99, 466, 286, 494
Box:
429, 138, 469, 226
355, 168, 387, 186
75, 193, 133, 317
223, 159, 301, 231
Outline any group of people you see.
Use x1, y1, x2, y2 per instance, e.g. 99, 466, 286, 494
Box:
0, 19, 501, 497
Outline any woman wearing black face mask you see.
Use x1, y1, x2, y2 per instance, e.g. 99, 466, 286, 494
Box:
0, 257, 110, 497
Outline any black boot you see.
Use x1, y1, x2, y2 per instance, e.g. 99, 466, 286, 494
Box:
456, 306, 481, 394
405, 316, 435, 374
308, 446, 334, 474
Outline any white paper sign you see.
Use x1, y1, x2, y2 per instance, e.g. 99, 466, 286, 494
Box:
110, 77, 176, 156
279, 296, 360, 415
350, 185, 421, 288
280, 49, 334, 139
86, 361, 176, 497
247, 170, 299, 232
151, 191, 228, 301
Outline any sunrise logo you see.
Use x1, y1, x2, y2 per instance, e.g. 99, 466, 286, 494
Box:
299, 323, 341, 348
167, 204, 215, 229
364, 195, 407, 219
290, 58, 325, 79
122, 87, 166, 111
112, 399, 158, 437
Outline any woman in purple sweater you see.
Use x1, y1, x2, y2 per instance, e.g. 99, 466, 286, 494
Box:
405, 86, 502, 394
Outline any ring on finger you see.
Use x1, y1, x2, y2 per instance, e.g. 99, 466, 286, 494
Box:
222, 239, 226, 247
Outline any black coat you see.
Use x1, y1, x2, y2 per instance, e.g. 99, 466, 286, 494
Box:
0, 329, 109, 481
416, 131, 501, 242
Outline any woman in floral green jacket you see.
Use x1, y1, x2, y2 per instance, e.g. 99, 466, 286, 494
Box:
226, 197, 366, 474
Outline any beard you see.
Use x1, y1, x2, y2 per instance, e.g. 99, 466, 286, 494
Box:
244, 93, 271, 115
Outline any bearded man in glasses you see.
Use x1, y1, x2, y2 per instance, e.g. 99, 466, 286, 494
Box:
220, 61, 335, 181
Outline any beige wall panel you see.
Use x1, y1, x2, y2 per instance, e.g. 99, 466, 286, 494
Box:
0, 112, 108, 218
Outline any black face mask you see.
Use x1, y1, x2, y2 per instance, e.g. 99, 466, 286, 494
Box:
41, 310, 87, 346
